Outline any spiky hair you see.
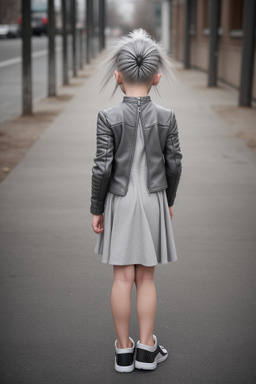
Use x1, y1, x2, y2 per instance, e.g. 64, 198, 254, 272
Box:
94, 28, 177, 98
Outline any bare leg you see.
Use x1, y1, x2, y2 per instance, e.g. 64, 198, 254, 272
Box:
111, 264, 135, 349
135, 264, 156, 346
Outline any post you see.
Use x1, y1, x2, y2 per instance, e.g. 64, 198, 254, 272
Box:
99, 0, 105, 51
48, 0, 56, 96
71, 0, 77, 76
62, 0, 68, 85
239, 0, 256, 107
169, 0, 173, 55
184, 0, 191, 68
161, 0, 170, 54
90, 0, 94, 58
22, 0, 32, 115
86, 0, 90, 63
102, 0, 105, 49
79, 28, 83, 69
208, 0, 221, 86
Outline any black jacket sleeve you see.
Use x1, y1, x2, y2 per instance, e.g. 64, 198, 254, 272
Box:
90, 111, 114, 215
163, 111, 183, 207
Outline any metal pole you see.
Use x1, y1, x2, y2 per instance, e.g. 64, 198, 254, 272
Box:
90, 0, 94, 58
71, 0, 77, 76
161, 1, 170, 54
62, 0, 69, 85
84, 0, 87, 62
48, 0, 56, 96
99, 0, 106, 50
102, 0, 105, 49
184, 0, 191, 69
99, 0, 103, 51
22, 0, 32, 115
79, 28, 83, 69
208, 0, 221, 86
169, 0, 173, 55
239, 0, 256, 107
86, 0, 90, 64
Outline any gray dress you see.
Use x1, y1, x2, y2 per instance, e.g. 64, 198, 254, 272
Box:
93, 116, 178, 266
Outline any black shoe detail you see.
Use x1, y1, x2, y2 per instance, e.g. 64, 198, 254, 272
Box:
135, 345, 162, 363
116, 350, 135, 367
158, 345, 168, 356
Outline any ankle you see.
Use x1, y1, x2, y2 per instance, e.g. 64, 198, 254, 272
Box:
139, 336, 155, 346
116, 338, 133, 349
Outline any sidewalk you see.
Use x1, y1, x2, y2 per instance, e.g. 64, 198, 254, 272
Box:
1, 44, 256, 384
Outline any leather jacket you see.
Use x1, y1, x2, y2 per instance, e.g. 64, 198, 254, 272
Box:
90, 95, 183, 215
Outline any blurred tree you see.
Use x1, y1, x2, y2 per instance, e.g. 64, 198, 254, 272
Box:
106, 0, 159, 36
131, 0, 158, 38
106, 0, 127, 30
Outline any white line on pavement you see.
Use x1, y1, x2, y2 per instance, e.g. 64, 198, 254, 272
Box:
0, 46, 62, 69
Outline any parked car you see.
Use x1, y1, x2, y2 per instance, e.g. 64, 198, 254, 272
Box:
31, 12, 48, 35
8, 24, 20, 38
0, 24, 20, 38
18, 12, 48, 36
0, 24, 9, 38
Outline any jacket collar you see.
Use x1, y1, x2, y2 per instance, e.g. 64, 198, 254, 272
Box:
122, 95, 151, 104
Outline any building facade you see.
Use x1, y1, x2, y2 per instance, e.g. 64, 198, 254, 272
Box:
171, 0, 256, 101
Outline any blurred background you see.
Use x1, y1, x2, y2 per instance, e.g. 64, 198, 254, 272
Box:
0, 0, 255, 124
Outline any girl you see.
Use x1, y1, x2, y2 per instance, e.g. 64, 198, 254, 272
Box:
90, 28, 183, 373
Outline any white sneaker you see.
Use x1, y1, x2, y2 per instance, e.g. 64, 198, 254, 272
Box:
114, 336, 136, 373
135, 334, 168, 370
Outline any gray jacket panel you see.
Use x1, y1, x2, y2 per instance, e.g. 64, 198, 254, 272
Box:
90, 95, 183, 215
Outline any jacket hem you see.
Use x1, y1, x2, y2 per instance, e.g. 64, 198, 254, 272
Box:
149, 184, 168, 193
107, 183, 168, 196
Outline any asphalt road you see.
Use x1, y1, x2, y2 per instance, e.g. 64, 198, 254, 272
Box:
0, 34, 99, 124
0, 48, 256, 383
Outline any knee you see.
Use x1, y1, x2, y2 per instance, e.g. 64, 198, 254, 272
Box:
135, 265, 155, 287
113, 265, 135, 289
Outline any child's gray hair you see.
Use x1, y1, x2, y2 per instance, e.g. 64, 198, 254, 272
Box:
95, 28, 177, 98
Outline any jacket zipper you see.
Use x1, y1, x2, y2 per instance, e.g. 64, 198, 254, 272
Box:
125, 97, 150, 196
124, 98, 140, 194
138, 98, 151, 196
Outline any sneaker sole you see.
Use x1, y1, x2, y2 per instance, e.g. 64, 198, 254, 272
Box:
135, 352, 168, 370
